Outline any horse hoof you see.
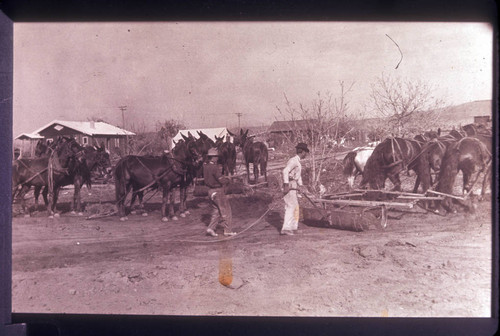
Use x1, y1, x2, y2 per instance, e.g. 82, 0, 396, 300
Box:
172, 216, 179, 221
24, 214, 31, 218
130, 210, 137, 215
78, 212, 83, 216
120, 216, 128, 222
54, 213, 60, 218
161, 217, 169, 222
142, 212, 148, 217
180, 213, 186, 218
49, 215, 54, 219
184, 210, 191, 216
71, 211, 77, 215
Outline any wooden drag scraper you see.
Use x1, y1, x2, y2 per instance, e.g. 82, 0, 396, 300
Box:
300, 189, 443, 232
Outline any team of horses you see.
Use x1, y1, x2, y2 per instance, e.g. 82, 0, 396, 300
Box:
12, 129, 269, 221
12, 137, 112, 218
13, 123, 491, 219
343, 124, 492, 212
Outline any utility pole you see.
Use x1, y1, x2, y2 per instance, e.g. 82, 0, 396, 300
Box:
235, 112, 243, 129
119, 105, 128, 154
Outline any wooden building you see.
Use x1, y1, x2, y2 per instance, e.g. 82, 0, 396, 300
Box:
30, 120, 135, 155
13, 133, 44, 159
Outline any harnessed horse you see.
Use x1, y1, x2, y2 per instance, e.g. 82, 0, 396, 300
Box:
114, 137, 202, 222
229, 129, 268, 184
12, 137, 86, 217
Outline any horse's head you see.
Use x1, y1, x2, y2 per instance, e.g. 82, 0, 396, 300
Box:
173, 138, 203, 167
214, 135, 224, 147
85, 145, 112, 175
35, 139, 49, 157
52, 138, 84, 169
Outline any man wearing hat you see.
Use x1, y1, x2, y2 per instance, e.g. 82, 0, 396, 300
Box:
203, 148, 236, 237
281, 142, 310, 235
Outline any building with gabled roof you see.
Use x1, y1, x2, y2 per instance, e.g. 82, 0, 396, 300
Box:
27, 120, 135, 155
13, 133, 45, 158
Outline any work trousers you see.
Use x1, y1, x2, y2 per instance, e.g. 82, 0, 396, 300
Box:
208, 188, 233, 232
282, 180, 300, 231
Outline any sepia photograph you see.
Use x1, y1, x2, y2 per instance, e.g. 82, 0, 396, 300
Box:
8, 20, 494, 320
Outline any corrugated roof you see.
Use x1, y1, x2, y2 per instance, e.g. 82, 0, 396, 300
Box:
268, 119, 317, 132
32, 120, 136, 136
15, 133, 44, 140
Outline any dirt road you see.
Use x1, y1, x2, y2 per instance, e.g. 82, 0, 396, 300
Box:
12, 178, 493, 317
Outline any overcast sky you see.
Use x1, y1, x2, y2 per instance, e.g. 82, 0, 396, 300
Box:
13, 21, 493, 136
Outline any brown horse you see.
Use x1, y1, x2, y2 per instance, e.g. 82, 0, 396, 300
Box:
114, 137, 202, 222
12, 137, 86, 217
229, 129, 268, 184
461, 123, 492, 153
215, 135, 237, 176
360, 137, 424, 191
435, 137, 492, 213
31, 144, 112, 214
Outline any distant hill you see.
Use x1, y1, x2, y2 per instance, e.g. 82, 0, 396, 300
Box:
434, 100, 492, 129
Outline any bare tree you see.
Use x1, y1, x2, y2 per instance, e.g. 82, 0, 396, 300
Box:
275, 81, 355, 193
127, 119, 187, 155
369, 74, 444, 137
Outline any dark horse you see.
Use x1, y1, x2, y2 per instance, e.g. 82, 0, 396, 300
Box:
34, 144, 112, 214
114, 137, 202, 222
435, 137, 492, 213
360, 137, 425, 191
229, 129, 268, 184
215, 135, 237, 176
12, 137, 86, 217
410, 132, 464, 193
461, 123, 492, 153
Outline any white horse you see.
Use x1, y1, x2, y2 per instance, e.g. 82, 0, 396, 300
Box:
342, 146, 375, 189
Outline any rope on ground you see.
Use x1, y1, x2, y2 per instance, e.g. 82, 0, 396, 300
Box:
170, 201, 280, 244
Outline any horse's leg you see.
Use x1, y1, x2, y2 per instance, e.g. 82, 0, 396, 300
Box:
130, 191, 138, 214
48, 187, 61, 218
170, 187, 178, 221
34, 186, 41, 210
179, 186, 189, 217
117, 183, 130, 221
246, 162, 251, 184
161, 186, 170, 222
480, 165, 491, 201
261, 159, 267, 182
72, 176, 83, 215
253, 161, 259, 183
388, 172, 401, 191
18, 185, 31, 217
139, 191, 148, 216
42, 186, 49, 207
412, 175, 421, 193
462, 169, 472, 196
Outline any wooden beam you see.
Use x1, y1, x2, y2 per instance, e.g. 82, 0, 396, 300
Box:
315, 198, 414, 209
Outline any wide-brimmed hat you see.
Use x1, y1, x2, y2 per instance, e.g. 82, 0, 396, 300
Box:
207, 148, 220, 156
295, 142, 310, 152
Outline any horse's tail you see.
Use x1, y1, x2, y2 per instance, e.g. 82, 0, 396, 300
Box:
342, 151, 357, 176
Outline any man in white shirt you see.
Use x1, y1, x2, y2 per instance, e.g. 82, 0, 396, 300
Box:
281, 142, 309, 235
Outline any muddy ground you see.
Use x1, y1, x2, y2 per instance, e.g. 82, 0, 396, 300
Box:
11, 154, 494, 318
